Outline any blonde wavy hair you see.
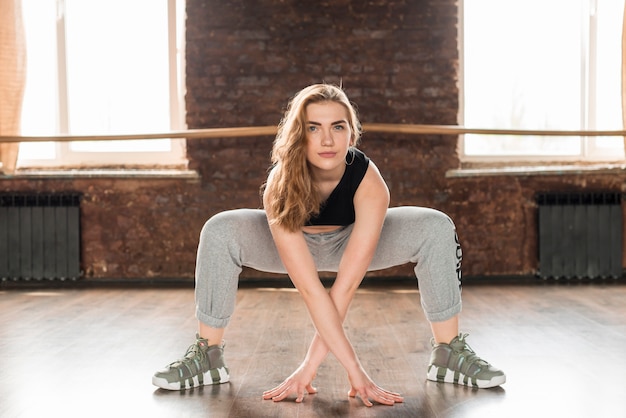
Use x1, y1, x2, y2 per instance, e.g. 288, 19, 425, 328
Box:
263, 84, 362, 232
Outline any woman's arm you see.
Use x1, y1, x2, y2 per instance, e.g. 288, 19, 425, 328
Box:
264, 200, 364, 384
263, 163, 402, 406
334, 161, 390, 315
298, 162, 392, 387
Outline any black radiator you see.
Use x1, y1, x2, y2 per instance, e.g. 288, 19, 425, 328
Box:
0, 193, 81, 281
537, 192, 623, 279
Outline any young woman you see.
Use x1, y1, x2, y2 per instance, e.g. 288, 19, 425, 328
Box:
153, 84, 505, 407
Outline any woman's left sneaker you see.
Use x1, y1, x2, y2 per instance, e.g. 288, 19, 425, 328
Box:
426, 333, 506, 389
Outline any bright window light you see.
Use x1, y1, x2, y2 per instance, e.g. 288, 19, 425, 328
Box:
462, 0, 625, 160
18, 0, 186, 166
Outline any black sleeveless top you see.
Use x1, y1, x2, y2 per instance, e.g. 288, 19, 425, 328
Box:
305, 148, 370, 226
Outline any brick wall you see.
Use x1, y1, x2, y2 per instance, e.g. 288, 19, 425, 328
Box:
1, 0, 624, 282
185, 0, 460, 187
184, 0, 462, 279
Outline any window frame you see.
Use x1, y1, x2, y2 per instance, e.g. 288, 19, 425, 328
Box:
17, 0, 187, 169
458, 0, 625, 164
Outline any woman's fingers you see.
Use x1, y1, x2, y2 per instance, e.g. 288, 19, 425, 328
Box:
265, 376, 402, 407
262, 382, 288, 400
263, 381, 317, 403
348, 385, 404, 407
380, 388, 404, 403
295, 391, 306, 403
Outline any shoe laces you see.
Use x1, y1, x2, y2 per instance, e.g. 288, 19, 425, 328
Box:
453, 333, 489, 367
170, 340, 206, 368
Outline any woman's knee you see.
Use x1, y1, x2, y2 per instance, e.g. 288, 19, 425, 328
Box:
422, 209, 459, 250
200, 209, 268, 245
397, 206, 456, 233
403, 207, 460, 262
424, 209, 462, 282
201, 210, 245, 242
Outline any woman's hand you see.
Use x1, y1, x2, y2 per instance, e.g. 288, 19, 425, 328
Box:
347, 368, 404, 407
262, 364, 318, 403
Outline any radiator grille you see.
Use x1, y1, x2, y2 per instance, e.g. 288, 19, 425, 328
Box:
537, 192, 623, 279
0, 193, 81, 281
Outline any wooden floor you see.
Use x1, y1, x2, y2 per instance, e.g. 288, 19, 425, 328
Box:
1, 278, 625, 418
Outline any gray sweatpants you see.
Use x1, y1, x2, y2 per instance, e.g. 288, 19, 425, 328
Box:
195, 206, 462, 328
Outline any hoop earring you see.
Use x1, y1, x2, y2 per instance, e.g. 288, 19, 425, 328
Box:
346, 148, 355, 166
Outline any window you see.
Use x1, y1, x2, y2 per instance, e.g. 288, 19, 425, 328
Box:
17, 0, 186, 168
461, 0, 625, 162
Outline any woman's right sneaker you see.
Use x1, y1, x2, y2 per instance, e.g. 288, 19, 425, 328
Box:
152, 334, 230, 390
